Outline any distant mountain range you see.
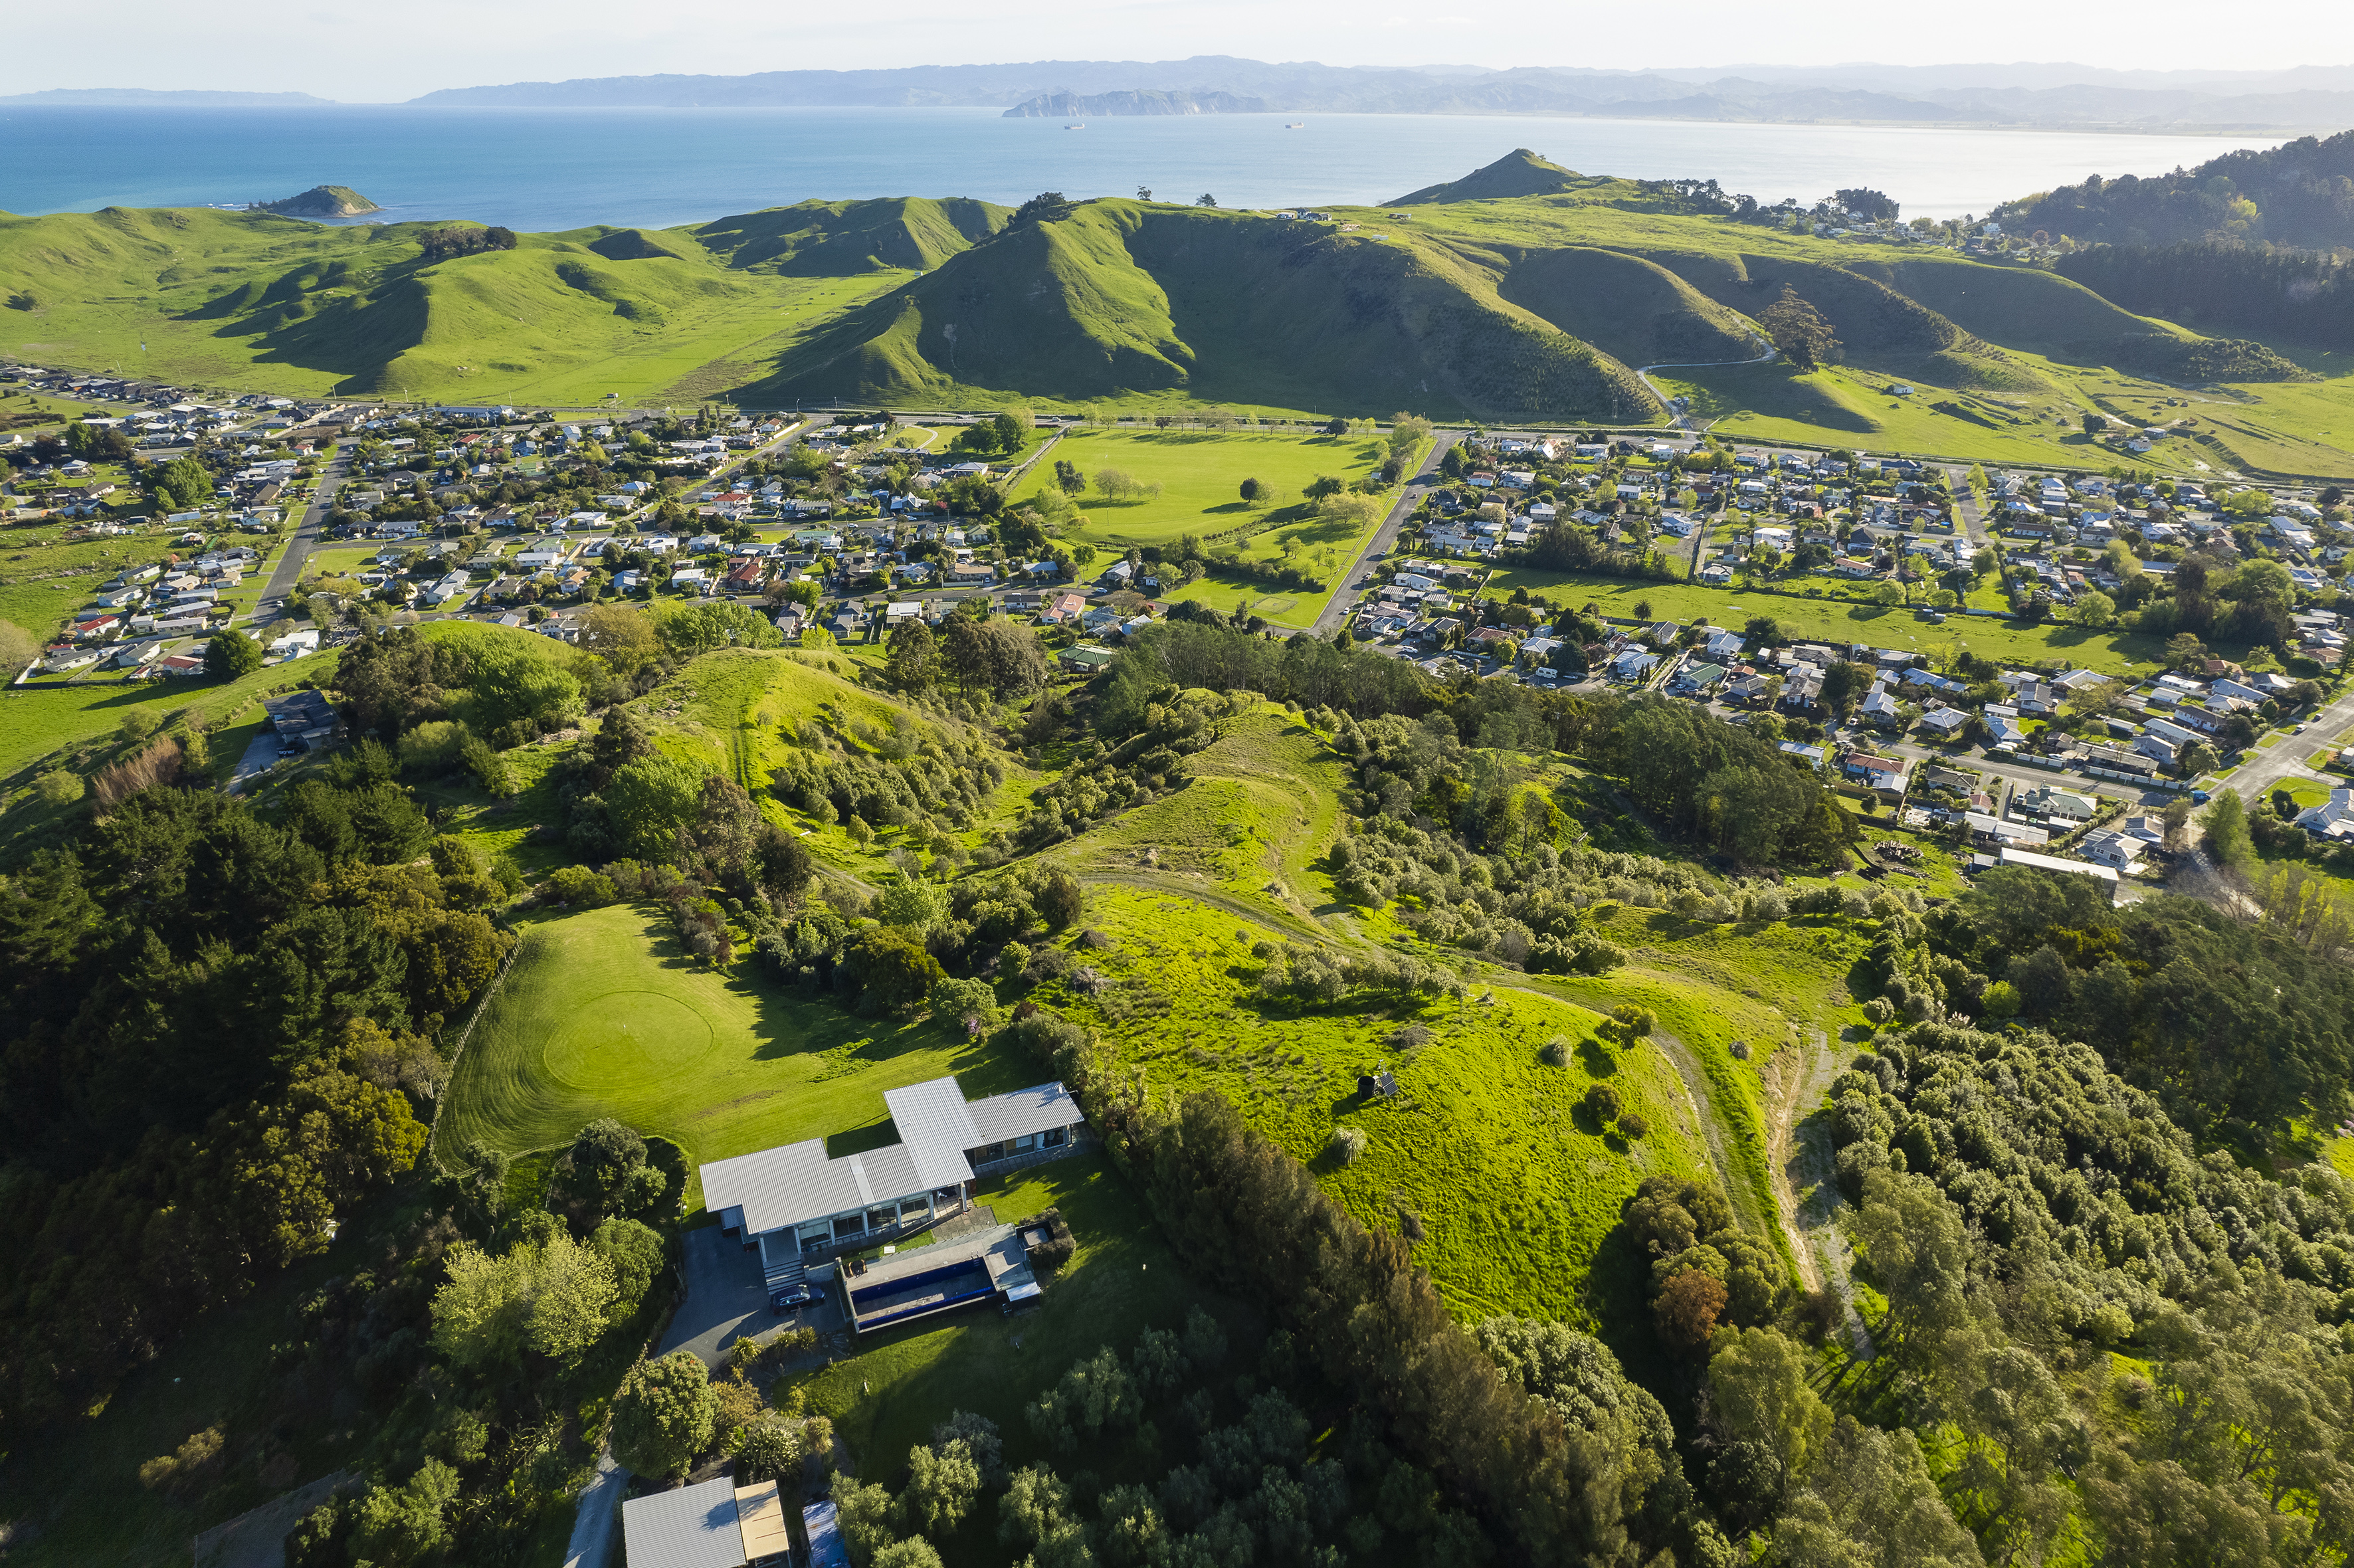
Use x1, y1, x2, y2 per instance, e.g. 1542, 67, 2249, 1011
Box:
397, 57, 2354, 131
1005, 90, 1266, 118
9, 62, 2354, 132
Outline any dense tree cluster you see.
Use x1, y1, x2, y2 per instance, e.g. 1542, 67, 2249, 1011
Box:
2001, 132, 2354, 249
1031, 1028, 1715, 1567
415, 225, 519, 262
1919, 868, 2354, 1134
2055, 242, 2354, 351
768, 704, 1007, 837
1822, 1019, 2354, 1567
1011, 686, 1237, 851
0, 771, 511, 1432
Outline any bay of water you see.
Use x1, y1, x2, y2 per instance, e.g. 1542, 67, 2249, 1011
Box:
0, 104, 2278, 231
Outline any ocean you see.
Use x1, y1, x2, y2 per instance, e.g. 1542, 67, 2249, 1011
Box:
0, 104, 2280, 231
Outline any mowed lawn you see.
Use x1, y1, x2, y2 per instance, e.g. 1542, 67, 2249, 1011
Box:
1016, 428, 1379, 551
1486, 567, 2165, 676
438, 903, 1044, 1207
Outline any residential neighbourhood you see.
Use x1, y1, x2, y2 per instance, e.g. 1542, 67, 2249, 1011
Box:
7, 363, 2353, 891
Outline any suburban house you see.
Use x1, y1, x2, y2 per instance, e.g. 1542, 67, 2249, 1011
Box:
2078, 829, 2147, 872
2296, 788, 2354, 841
1967, 812, 2050, 848
1842, 753, 1911, 797
1668, 661, 1726, 696
702, 1076, 1084, 1310
1996, 846, 2120, 900
621, 1476, 791, 1567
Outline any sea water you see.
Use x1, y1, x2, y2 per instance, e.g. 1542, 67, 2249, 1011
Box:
0, 104, 2278, 230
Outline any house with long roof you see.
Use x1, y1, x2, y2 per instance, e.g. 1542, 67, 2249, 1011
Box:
701, 1076, 1083, 1309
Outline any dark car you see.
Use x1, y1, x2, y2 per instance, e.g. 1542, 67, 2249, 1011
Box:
769, 1285, 816, 1314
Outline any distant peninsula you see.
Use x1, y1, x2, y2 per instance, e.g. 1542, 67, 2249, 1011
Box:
403, 55, 2354, 132
0, 87, 338, 106
1003, 89, 1266, 117
258, 185, 381, 218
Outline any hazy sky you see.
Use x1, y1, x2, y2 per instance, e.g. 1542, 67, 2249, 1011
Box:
12, 0, 2351, 102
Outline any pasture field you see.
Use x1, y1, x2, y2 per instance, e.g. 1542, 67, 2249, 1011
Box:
1016, 429, 1381, 551
1529, 906, 1873, 1274
1041, 885, 1714, 1325
1064, 707, 1352, 933
1482, 567, 2166, 674
1655, 362, 2095, 468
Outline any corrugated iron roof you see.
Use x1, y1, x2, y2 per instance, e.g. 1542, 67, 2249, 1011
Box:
967, 1082, 1082, 1145
622, 1477, 748, 1568
883, 1078, 984, 1189
700, 1137, 934, 1236
804, 1500, 850, 1568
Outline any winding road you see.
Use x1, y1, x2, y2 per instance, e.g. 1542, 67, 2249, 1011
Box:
1635, 340, 1779, 431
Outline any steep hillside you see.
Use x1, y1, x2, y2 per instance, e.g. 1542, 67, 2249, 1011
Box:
1484, 244, 1758, 367
692, 197, 1009, 274
749, 201, 1658, 421
4, 170, 2345, 425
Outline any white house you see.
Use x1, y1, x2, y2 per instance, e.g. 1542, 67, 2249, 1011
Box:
2295, 788, 2354, 842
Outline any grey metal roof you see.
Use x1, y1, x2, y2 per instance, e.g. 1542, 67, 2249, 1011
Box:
700, 1138, 937, 1236
967, 1081, 1083, 1145
884, 1077, 985, 1189
622, 1477, 747, 1568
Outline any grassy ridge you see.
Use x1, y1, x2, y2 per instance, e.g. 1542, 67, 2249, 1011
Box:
9, 177, 2354, 455
1044, 886, 1714, 1325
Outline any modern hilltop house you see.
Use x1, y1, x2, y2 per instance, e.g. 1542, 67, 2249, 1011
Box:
700, 1075, 1084, 1309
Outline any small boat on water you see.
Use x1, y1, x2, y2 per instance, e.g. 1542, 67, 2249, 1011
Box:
1065, 122, 1085, 130
1286, 121, 1305, 129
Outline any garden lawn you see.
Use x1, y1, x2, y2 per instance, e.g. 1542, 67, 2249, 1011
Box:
790, 1149, 1254, 1491
1017, 429, 1381, 551
1037, 886, 1713, 1326
437, 902, 1044, 1202
0, 652, 338, 789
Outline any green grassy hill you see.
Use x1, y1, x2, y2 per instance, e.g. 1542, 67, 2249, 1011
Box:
5, 163, 2351, 452
1485, 243, 1758, 367
749, 201, 1659, 420
693, 196, 1009, 274
1389, 147, 1636, 207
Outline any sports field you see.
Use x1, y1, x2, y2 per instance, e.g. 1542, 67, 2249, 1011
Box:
1015, 428, 1383, 551
1485, 567, 2167, 676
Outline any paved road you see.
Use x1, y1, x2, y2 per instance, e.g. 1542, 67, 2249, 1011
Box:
256, 437, 355, 618
2222, 681, 2354, 804
561, 1449, 626, 1568
1635, 342, 1777, 431
1943, 468, 1992, 548
1310, 430, 1463, 638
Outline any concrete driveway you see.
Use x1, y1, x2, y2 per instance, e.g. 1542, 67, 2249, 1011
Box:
658, 1225, 770, 1369
225, 726, 288, 795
